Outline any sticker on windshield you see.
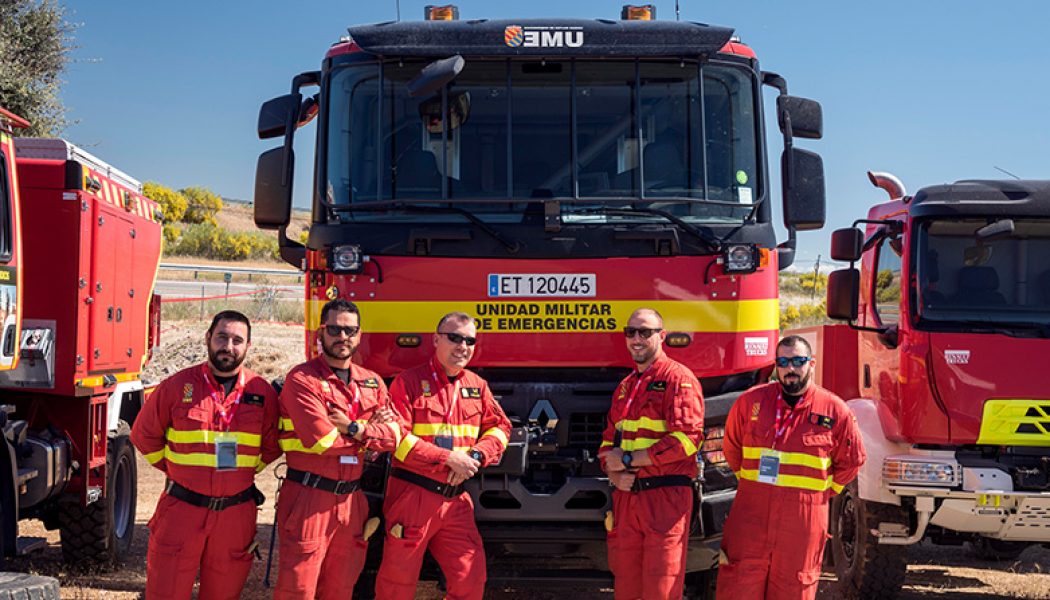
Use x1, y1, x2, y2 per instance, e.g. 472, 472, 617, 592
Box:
488, 274, 596, 297
738, 187, 753, 204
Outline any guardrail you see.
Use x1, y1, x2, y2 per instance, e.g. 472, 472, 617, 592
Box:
159, 262, 303, 281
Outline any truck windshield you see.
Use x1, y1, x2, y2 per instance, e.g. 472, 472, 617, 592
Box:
325, 58, 760, 224
916, 219, 1050, 329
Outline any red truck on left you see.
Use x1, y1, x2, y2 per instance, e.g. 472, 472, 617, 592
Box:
0, 107, 162, 569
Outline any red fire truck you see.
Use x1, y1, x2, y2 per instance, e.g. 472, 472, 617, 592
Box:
0, 107, 162, 569
254, 5, 825, 594
796, 173, 1050, 598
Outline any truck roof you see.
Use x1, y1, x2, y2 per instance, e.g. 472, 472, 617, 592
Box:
910, 179, 1050, 219
343, 18, 735, 58
14, 138, 143, 193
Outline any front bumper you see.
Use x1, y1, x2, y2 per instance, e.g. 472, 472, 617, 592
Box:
888, 485, 1050, 542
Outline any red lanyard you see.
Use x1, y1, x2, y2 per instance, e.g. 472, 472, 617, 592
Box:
772, 394, 794, 448
432, 369, 461, 424
202, 365, 245, 432
617, 368, 649, 424
326, 369, 362, 421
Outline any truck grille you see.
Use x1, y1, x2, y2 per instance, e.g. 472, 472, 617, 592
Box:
568, 412, 606, 450
977, 400, 1050, 446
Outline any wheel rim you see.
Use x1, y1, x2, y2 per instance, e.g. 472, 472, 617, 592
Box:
112, 450, 133, 540
839, 492, 858, 567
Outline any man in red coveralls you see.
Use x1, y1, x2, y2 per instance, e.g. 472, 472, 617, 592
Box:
376, 311, 512, 600
599, 308, 705, 600
274, 298, 400, 599
717, 335, 866, 600
131, 310, 280, 600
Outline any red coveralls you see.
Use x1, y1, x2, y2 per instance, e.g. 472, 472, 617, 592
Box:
717, 382, 866, 600
131, 363, 280, 600
376, 358, 511, 600
275, 356, 400, 599
598, 354, 705, 600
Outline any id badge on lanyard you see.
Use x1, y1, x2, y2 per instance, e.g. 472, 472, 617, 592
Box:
215, 432, 239, 471
757, 449, 781, 483
433, 373, 459, 451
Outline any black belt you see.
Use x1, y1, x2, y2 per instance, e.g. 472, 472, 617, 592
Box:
164, 480, 264, 511
631, 475, 695, 492
286, 468, 361, 495
391, 469, 464, 499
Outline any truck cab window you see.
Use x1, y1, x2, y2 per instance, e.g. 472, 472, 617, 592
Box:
0, 149, 12, 262
873, 235, 902, 326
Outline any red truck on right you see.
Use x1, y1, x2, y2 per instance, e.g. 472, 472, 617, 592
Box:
792, 172, 1050, 599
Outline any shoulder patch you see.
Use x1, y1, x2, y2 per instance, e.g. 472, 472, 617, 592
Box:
809, 413, 836, 429
320, 381, 332, 394
359, 377, 380, 389
461, 387, 482, 399
750, 402, 761, 421
243, 393, 265, 407
646, 381, 667, 392
421, 380, 432, 396
182, 383, 194, 403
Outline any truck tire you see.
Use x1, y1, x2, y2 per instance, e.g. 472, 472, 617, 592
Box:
0, 572, 60, 599
58, 422, 137, 570
969, 537, 1028, 561
829, 481, 908, 599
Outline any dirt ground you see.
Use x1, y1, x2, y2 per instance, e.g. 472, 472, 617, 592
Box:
6, 320, 1050, 598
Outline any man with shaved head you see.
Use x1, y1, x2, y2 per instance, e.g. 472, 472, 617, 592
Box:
599, 308, 705, 599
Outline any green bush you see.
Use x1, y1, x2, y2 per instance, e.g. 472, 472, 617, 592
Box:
169, 223, 278, 261
180, 186, 223, 226
143, 182, 188, 223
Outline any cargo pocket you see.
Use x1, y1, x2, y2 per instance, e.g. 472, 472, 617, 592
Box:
384, 525, 426, 585
227, 545, 256, 588
146, 539, 185, 598
605, 528, 621, 577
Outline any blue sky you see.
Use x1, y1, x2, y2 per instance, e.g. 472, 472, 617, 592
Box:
59, 1, 1050, 267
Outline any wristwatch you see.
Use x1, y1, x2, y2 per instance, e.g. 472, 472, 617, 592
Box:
348, 421, 361, 437
621, 451, 634, 469
469, 449, 484, 463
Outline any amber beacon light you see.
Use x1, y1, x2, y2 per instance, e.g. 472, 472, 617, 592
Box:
621, 4, 655, 20
425, 5, 459, 20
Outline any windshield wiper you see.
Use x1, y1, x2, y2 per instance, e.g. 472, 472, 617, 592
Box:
329, 201, 521, 253
563, 205, 721, 252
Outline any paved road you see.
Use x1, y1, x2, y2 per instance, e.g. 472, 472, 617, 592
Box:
155, 279, 300, 299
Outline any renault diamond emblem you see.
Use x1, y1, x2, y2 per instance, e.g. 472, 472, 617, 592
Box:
528, 399, 559, 429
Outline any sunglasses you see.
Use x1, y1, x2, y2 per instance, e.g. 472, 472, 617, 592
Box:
439, 332, 477, 346
775, 356, 813, 368
324, 325, 360, 337
623, 327, 662, 339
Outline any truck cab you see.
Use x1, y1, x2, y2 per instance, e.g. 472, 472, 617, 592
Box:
811, 177, 1050, 598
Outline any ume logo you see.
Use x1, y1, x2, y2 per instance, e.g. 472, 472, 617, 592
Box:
944, 350, 971, 365
505, 26, 584, 48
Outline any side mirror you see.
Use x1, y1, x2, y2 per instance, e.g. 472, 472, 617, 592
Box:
407, 55, 465, 98
777, 96, 823, 140
254, 147, 294, 229
830, 228, 863, 262
782, 147, 825, 231
826, 268, 860, 321
258, 94, 302, 140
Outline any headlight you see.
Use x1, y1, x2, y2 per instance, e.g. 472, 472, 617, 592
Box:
882, 458, 960, 486
331, 244, 363, 273
722, 244, 759, 274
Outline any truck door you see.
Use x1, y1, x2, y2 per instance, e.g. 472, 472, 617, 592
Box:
88, 201, 135, 373
0, 133, 19, 370
861, 232, 903, 417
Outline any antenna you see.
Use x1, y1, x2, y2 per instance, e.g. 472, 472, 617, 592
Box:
396, 0, 401, 21
676, 0, 681, 21
993, 166, 1021, 180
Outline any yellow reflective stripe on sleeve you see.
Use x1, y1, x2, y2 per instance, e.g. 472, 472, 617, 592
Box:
736, 469, 838, 493
395, 434, 420, 462
163, 447, 261, 468
281, 427, 341, 454
742, 446, 831, 471
600, 441, 614, 448
620, 437, 659, 452
830, 479, 845, 494
279, 418, 295, 431
411, 423, 481, 438
670, 431, 698, 456
480, 427, 509, 448
620, 417, 667, 433
454, 446, 471, 452
165, 428, 262, 447
144, 449, 165, 465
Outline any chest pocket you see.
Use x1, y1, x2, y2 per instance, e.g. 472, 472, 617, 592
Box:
232, 404, 265, 433
172, 405, 212, 431
801, 432, 834, 458
458, 397, 483, 426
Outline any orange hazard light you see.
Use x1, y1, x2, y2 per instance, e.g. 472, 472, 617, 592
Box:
425, 5, 459, 20
621, 5, 655, 20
